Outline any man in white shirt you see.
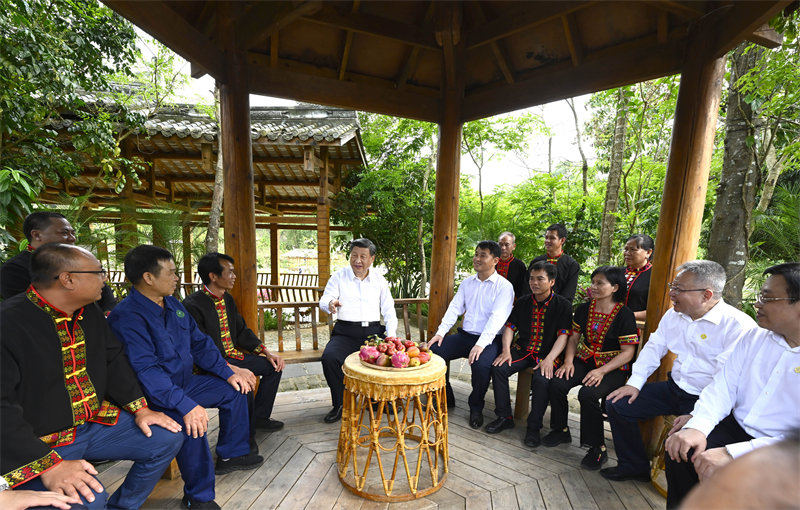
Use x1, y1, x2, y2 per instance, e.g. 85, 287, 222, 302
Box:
664, 262, 800, 508
602, 260, 758, 482
318, 238, 397, 423
429, 241, 514, 429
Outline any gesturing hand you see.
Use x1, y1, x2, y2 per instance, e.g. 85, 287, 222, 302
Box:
134, 408, 182, 437
183, 405, 209, 438
328, 299, 341, 313
40, 459, 103, 503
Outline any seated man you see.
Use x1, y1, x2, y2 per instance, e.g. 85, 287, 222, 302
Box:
429, 240, 514, 429
108, 245, 261, 510
0, 211, 117, 312
319, 238, 397, 423
664, 263, 800, 508
1, 243, 182, 509
528, 223, 580, 303
602, 260, 758, 482
487, 262, 572, 444
496, 232, 530, 300
184, 253, 285, 446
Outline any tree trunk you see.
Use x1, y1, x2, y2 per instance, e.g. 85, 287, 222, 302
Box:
566, 98, 589, 195
597, 88, 627, 265
707, 43, 763, 307
755, 126, 783, 213
205, 84, 224, 253
417, 147, 432, 298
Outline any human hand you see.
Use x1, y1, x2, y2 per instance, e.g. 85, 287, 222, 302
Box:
183, 405, 209, 438
693, 447, 734, 481
555, 362, 574, 379
665, 428, 707, 462
0, 489, 81, 510
227, 372, 254, 394
468, 345, 484, 364
134, 408, 182, 437
267, 352, 285, 372
582, 368, 605, 387
606, 385, 640, 404
535, 357, 556, 379
39, 459, 102, 503
328, 299, 341, 313
492, 350, 513, 367
668, 414, 692, 436
428, 334, 444, 347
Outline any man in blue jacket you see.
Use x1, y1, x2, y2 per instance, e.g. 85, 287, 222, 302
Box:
109, 245, 261, 510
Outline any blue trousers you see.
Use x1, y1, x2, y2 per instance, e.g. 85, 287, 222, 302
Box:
429, 329, 501, 414
606, 374, 699, 474
17, 410, 183, 510
228, 353, 282, 433
158, 374, 250, 503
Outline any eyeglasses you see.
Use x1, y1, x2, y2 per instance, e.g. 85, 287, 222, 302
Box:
754, 294, 794, 305
54, 269, 107, 280
667, 283, 707, 293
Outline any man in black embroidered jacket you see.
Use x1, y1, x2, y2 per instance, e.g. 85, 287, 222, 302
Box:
497, 232, 530, 300
0, 211, 117, 313
0, 244, 182, 509
183, 253, 285, 440
486, 261, 573, 444
528, 223, 581, 303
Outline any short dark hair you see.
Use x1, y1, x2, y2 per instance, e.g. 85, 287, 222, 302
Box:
350, 238, 376, 256
546, 223, 568, 240
197, 252, 235, 285
124, 244, 174, 285
476, 240, 501, 259
23, 211, 67, 241
626, 234, 654, 254
30, 243, 84, 285
764, 263, 800, 303
591, 266, 628, 303
530, 261, 557, 281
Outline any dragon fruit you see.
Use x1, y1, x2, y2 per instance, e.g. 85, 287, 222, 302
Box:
417, 351, 431, 364
359, 346, 380, 363
391, 351, 410, 368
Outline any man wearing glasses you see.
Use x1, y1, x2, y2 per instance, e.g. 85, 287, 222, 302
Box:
664, 262, 800, 507
0, 211, 117, 313
600, 260, 758, 482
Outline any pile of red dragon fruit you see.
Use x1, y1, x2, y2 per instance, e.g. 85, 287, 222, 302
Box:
359, 337, 432, 368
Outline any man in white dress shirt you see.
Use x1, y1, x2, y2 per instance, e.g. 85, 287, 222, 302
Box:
429, 240, 514, 429
318, 238, 397, 423
664, 262, 800, 508
602, 260, 758, 482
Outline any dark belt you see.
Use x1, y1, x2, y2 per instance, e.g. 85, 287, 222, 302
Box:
337, 319, 381, 327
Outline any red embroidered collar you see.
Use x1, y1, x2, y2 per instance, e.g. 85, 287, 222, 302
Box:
26, 285, 83, 321
203, 285, 224, 302
545, 252, 564, 264
496, 256, 514, 278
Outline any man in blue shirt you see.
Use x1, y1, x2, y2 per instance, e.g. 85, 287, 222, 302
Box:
109, 245, 261, 510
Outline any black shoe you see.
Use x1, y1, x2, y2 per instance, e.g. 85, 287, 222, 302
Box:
599, 466, 651, 482
256, 418, 284, 431
524, 429, 541, 447
541, 428, 572, 447
248, 437, 259, 455
181, 495, 221, 509
485, 417, 515, 434
581, 446, 608, 470
214, 452, 264, 475
469, 412, 484, 429
324, 405, 343, 423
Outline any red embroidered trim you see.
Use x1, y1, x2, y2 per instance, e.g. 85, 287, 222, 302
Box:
624, 263, 651, 304
124, 397, 148, 413
4, 450, 62, 488
203, 287, 244, 360
523, 293, 553, 354
545, 252, 563, 265
39, 429, 76, 448
574, 300, 635, 369
496, 256, 513, 278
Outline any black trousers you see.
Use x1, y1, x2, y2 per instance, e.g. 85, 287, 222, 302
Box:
665, 414, 753, 509
606, 373, 699, 474
548, 357, 628, 447
228, 353, 282, 435
490, 348, 556, 432
321, 321, 385, 407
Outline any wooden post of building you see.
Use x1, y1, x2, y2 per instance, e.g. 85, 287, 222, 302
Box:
219, 4, 258, 329
315, 147, 331, 321
427, 4, 464, 337
115, 176, 137, 266
270, 224, 279, 286
182, 225, 192, 284
641, 44, 726, 454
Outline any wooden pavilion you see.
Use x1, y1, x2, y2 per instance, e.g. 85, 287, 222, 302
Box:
104, 0, 790, 451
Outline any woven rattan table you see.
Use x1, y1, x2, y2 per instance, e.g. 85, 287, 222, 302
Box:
337, 352, 449, 501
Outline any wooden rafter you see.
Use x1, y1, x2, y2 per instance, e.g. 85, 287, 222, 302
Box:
657, 11, 669, 44
395, 2, 436, 89
236, 1, 322, 51
338, 1, 360, 80
747, 23, 783, 48
646, 0, 703, 18
697, 1, 789, 59
469, 2, 514, 84
561, 12, 583, 67
270, 33, 279, 68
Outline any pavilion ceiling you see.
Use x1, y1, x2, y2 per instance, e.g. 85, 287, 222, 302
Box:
105, 1, 788, 123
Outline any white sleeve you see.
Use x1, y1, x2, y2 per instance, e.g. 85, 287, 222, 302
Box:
476, 282, 514, 348
319, 271, 341, 313
725, 436, 782, 459
435, 284, 466, 338
380, 279, 398, 338
626, 322, 670, 390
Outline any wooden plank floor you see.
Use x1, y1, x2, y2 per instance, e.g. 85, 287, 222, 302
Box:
96, 380, 665, 509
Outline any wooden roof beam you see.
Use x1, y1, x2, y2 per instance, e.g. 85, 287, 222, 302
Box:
395, 2, 436, 89
237, 1, 322, 51
139, 153, 363, 165
338, 1, 360, 80
561, 13, 584, 67
303, 5, 440, 50
469, 2, 515, 84
747, 23, 783, 48
697, 1, 790, 59
105, 1, 225, 79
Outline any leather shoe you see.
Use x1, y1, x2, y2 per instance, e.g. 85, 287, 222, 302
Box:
469, 412, 483, 429
580, 446, 608, 470
599, 466, 651, 482
324, 405, 343, 423
541, 428, 572, 447
524, 429, 541, 447
485, 417, 515, 434
181, 495, 220, 509
256, 418, 284, 431
214, 452, 264, 475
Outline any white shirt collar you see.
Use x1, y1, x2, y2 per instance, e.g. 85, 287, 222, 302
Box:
347, 266, 372, 282
676, 299, 726, 325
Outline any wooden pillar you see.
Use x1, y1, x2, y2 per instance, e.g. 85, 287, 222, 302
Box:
641, 43, 726, 453
182, 225, 192, 284
219, 5, 258, 329
427, 4, 464, 337
270, 225, 279, 286
315, 147, 331, 289
116, 179, 137, 266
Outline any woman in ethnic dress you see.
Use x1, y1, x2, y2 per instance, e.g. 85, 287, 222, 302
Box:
541, 266, 639, 470
622, 234, 654, 321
